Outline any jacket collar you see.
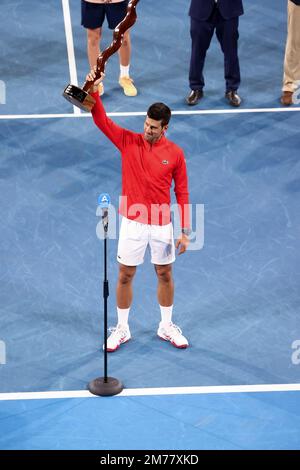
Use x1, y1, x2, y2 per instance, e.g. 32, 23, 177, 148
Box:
142, 134, 167, 149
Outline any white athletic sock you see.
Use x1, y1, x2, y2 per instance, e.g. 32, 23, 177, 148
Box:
120, 65, 130, 78
159, 305, 173, 325
117, 307, 130, 326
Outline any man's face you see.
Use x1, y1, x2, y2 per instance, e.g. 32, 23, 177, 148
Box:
144, 116, 168, 144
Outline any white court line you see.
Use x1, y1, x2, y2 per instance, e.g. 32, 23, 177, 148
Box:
0, 383, 300, 401
0, 107, 300, 120
61, 0, 80, 115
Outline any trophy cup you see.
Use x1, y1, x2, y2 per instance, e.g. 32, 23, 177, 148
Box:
63, 0, 140, 112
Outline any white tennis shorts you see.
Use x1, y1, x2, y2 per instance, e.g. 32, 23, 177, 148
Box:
117, 217, 176, 266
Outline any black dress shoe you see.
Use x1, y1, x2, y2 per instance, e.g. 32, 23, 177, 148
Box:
186, 89, 203, 106
225, 90, 242, 107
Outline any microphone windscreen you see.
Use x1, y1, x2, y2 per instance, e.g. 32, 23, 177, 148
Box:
98, 193, 111, 208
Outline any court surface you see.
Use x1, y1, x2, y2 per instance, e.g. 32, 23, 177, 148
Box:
0, 0, 299, 450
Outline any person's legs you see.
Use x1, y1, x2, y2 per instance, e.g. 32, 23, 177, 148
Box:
118, 29, 131, 67
118, 30, 137, 96
86, 27, 102, 68
86, 28, 104, 95
216, 16, 241, 93
106, 1, 137, 95
150, 225, 188, 349
155, 264, 174, 308
81, 0, 105, 94
105, 264, 136, 352
188, 17, 215, 91
155, 265, 189, 348
105, 218, 147, 352
216, 15, 241, 106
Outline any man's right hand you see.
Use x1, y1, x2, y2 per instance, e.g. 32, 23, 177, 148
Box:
86, 66, 105, 93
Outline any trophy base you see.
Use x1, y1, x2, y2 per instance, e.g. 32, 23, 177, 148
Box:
63, 84, 96, 112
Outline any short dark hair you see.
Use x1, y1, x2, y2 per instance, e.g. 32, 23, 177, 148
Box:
147, 102, 171, 127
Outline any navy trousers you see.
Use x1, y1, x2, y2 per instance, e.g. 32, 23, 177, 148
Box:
189, 5, 241, 92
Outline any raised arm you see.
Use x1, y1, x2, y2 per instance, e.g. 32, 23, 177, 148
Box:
86, 71, 127, 151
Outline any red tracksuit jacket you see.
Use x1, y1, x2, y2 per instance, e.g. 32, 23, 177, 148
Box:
91, 92, 190, 228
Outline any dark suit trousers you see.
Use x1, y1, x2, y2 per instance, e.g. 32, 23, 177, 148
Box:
189, 6, 241, 92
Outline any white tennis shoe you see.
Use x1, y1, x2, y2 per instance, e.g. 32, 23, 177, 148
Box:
103, 324, 131, 352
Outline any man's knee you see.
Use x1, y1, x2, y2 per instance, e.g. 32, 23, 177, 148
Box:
118, 265, 136, 284
155, 264, 173, 283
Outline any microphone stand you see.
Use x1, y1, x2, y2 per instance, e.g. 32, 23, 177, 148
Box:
88, 208, 123, 396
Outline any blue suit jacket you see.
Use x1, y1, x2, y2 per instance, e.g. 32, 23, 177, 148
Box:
189, 0, 244, 21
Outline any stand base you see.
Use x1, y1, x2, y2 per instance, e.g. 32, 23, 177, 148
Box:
63, 84, 96, 112
88, 377, 124, 397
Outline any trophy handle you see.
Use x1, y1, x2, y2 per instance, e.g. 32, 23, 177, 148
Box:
82, 0, 140, 93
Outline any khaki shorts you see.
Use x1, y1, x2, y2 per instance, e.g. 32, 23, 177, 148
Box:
117, 217, 176, 266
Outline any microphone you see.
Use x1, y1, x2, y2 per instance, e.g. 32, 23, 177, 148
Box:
98, 193, 111, 233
